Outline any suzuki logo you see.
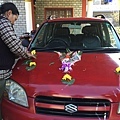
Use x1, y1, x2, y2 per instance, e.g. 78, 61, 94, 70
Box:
65, 104, 78, 113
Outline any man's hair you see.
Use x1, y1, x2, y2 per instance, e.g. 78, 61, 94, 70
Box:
0, 2, 19, 15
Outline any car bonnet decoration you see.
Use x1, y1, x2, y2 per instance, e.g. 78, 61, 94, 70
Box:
115, 67, 120, 75
55, 49, 82, 85
61, 74, 75, 85
22, 50, 37, 71
56, 49, 82, 73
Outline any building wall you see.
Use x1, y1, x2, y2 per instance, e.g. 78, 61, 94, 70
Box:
94, 11, 119, 26
35, 0, 82, 27
93, 0, 120, 34
0, 0, 119, 35
0, 0, 27, 37
0, 0, 83, 36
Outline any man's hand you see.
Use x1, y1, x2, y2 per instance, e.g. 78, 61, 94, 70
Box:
26, 51, 36, 59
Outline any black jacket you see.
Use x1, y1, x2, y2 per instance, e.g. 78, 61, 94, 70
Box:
0, 16, 16, 70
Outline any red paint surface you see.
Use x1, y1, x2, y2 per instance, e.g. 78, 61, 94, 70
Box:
10, 52, 120, 100
2, 52, 120, 120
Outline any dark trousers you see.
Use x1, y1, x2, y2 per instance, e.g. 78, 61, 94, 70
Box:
0, 79, 6, 120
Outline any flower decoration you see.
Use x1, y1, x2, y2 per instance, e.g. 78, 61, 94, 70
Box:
59, 58, 73, 73
29, 62, 36, 66
22, 50, 37, 71
56, 49, 82, 73
115, 67, 120, 74
31, 50, 36, 55
62, 73, 72, 80
61, 74, 75, 85
26, 61, 36, 71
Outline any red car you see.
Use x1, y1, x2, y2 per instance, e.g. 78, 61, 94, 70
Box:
2, 15, 120, 120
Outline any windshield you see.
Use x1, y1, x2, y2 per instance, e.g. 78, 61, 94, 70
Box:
30, 21, 120, 52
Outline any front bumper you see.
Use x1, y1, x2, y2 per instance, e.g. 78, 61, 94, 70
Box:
1, 97, 120, 120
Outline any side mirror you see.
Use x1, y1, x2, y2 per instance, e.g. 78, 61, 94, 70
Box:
22, 39, 30, 47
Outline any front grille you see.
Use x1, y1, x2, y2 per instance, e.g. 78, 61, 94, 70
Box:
35, 96, 110, 118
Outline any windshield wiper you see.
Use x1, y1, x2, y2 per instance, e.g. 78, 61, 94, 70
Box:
82, 48, 120, 53
30, 47, 120, 53
30, 46, 67, 51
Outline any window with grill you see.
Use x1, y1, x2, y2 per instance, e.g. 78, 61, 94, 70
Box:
45, 8, 73, 19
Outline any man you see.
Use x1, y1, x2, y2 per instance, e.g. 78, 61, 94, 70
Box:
0, 2, 35, 120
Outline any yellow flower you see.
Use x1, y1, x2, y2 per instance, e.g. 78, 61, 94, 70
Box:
62, 74, 72, 81
29, 62, 36, 66
116, 67, 120, 73
31, 50, 36, 55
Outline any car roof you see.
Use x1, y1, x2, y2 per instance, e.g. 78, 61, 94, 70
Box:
46, 17, 108, 23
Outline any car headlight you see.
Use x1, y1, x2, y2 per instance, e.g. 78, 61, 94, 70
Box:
118, 103, 120, 114
5, 79, 28, 107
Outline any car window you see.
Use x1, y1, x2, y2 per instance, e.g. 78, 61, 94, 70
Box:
31, 20, 120, 51
31, 23, 47, 48
101, 22, 120, 48
108, 24, 119, 47
62, 23, 91, 35
69, 24, 81, 34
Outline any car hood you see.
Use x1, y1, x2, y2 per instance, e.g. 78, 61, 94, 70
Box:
12, 52, 120, 102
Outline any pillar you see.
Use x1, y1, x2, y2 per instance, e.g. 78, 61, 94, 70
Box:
82, 0, 86, 17
25, 0, 33, 33
87, 0, 93, 17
